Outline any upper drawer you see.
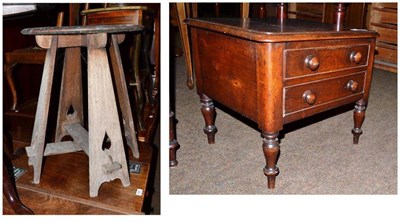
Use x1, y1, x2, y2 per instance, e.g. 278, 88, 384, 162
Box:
284, 44, 370, 78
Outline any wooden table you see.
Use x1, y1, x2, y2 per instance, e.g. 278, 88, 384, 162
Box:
186, 17, 378, 189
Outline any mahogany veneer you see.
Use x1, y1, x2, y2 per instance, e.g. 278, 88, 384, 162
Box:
186, 17, 378, 189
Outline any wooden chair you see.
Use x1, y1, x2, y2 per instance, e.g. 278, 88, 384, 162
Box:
4, 12, 64, 112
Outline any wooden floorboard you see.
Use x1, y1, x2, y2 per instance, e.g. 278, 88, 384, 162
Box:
3, 187, 127, 215
4, 99, 159, 215
3, 142, 153, 215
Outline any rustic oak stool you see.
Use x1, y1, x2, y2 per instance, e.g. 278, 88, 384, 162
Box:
21, 24, 143, 197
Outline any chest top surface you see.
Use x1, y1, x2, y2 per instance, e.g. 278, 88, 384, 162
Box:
185, 17, 378, 42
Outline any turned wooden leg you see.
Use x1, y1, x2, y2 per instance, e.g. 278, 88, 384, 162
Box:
169, 111, 180, 167
200, 94, 217, 144
352, 99, 366, 144
262, 132, 280, 189
152, 15, 160, 103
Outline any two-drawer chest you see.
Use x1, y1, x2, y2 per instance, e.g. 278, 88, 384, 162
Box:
185, 17, 378, 189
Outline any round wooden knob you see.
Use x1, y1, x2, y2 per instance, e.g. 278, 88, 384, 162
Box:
303, 90, 316, 105
305, 55, 319, 71
350, 51, 362, 64
346, 80, 358, 93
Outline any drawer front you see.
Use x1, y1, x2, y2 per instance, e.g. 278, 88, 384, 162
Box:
285, 45, 370, 78
370, 10, 397, 25
373, 3, 398, 9
285, 72, 366, 115
376, 45, 397, 64
295, 3, 324, 14
370, 26, 398, 45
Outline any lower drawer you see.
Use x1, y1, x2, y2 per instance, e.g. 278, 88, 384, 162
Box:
375, 45, 397, 64
284, 72, 366, 116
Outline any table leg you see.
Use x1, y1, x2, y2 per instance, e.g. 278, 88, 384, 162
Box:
87, 34, 130, 197
262, 132, 280, 189
131, 33, 146, 131
151, 14, 160, 103
109, 34, 140, 159
352, 99, 366, 144
169, 111, 180, 167
4, 63, 18, 111
200, 94, 217, 144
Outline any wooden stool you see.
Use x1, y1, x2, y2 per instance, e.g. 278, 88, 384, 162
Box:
21, 24, 143, 197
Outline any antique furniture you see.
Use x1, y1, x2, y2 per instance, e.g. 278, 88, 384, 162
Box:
185, 13, 378, 188
172, 3, 251, 165
21, 24, 143, 197
368, 2, 397, 73
287, 2, 368, 28
175, 3, 251, 90
4, 12, 63, 112
82, 4, 160, 137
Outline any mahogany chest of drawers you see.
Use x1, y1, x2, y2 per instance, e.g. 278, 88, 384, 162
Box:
185, 17, 378, 189
368, 2, 397, 73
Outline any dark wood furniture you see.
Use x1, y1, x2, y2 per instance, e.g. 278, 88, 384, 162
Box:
185, 15, 378, 188
169, 111, 180, 167
3, 133, 34, 215
287, 3, 368, 28
4, 11, 63, 112
368, 2, 397, 73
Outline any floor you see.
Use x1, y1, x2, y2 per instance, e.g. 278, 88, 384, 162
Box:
3, 102, 160, 215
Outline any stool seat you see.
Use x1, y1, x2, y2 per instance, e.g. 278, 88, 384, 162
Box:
21, 24, 143, 35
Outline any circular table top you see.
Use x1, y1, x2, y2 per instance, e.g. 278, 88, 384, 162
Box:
21, 24, 143, 35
